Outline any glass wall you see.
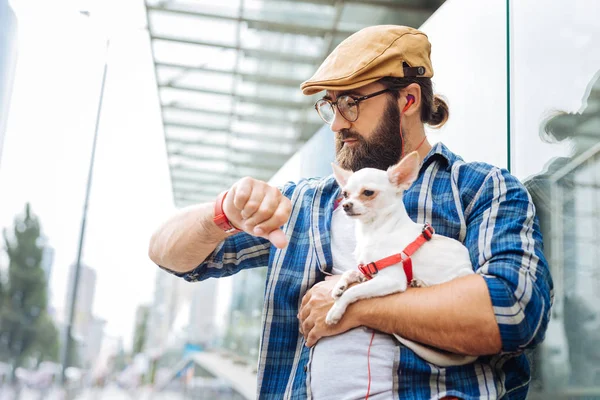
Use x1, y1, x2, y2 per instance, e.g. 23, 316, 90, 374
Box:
510, 1, 600, 396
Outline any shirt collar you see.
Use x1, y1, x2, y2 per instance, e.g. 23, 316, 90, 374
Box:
421, 142, 461, 171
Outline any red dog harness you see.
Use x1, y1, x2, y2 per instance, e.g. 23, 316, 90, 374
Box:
358, 223, 435, 284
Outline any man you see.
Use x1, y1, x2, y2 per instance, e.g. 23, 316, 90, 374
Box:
149, 25, 552, 399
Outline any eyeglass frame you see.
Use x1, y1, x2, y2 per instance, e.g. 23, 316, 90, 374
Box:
314, 88, 395, 124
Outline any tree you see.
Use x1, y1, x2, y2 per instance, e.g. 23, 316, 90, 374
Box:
30, 314, 60, 365
0, 204, 60, 380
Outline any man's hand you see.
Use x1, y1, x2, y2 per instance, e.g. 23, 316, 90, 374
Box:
298, 276, 360, 347
224, 177, 292, 248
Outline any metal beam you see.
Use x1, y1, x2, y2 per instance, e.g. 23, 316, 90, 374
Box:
167, 137, 297, 157
175, 195, 215, 206
147, 5, 356, 38
165, 122, 300, 144
163, 104, 232, 118
170, 165, 273, 181
164, 121, 229, 132
171, 175, 234, 188
168, 144, 291, 164
151, 34, 320, 65
173, 186, 227, 198
169, 151, 286, 171
160, 84, 312, 109
156, 62, 303, 88
289, 0, 439, 12
322, 1, 345, 60
163, 105, 322, 132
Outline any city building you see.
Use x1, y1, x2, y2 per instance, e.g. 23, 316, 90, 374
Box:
0, 0, 18, 168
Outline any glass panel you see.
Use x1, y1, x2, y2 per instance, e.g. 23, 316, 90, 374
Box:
238, 56, 316, 80
160, 88, 233, 113
162, 70, 235, 93
235, 80, 304, 101
419, 0, 508, 167
511, 0, 600, 395
163, 109, 231, 127
337, 3, 431, 33
149, 12, 238, 47
239, 26, 325, 57
166, 126, 230, 141
243, 0, 336, 29
153, 40, 238, 71
232, 120, 297, 139
147, 0, 242, 19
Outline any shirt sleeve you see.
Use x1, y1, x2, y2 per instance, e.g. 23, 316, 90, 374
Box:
160, 234, 271, 282
160, 180, 297, 283
463, 166, 554, 353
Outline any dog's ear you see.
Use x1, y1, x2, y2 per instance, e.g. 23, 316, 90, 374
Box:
387, 151, 420, 190
332, 163, 353, 188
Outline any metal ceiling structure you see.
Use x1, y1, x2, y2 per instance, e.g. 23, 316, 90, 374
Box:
144, 0, 445, 207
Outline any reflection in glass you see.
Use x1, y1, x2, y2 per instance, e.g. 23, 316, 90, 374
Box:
525, 71, 600, 395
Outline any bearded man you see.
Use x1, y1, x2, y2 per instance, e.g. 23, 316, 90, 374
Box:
149, 25, 552, 400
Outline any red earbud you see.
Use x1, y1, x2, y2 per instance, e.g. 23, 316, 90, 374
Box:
399, 95, 415, 159
403, 95, 415, 112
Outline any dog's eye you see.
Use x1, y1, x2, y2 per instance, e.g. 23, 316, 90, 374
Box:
363, 190, 375, 197
342, 191, 349, 199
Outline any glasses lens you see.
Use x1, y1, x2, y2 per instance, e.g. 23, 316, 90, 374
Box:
316, 99, 335, 124
338, 96, 358, 122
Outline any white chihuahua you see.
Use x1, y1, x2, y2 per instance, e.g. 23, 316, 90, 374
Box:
327, 151, 477, 367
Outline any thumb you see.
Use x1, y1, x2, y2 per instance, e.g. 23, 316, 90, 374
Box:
267, 229, 288, 249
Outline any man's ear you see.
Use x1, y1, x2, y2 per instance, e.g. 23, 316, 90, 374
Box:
399, 83, 421, 116
332, 163, 353, 188
387, 151, 420, 190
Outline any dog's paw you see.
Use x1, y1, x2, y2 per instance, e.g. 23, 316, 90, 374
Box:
325, 304, 344, 325
410, 279, 426, 288
332, 284, 347, 299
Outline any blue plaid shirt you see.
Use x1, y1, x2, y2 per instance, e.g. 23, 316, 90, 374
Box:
170, 143, 553, 399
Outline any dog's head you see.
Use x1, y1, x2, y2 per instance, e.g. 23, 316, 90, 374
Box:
332, 151, 421, 222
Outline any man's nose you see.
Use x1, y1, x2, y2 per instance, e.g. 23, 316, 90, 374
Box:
343, 202, 353, 211
330, 108, 351, 133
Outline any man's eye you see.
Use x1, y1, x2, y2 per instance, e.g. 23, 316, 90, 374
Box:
342, 191, 349, 198
363, 190, 375, 197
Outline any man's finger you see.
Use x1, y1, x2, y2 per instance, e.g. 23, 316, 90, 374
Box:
301, 319, 314, 341
266, 229, 288, 249
239, 184, 264, 220
306, 333, 316, 347
244, 188, 280, 228
300, 288, 312, 309
253, 197, 291, 236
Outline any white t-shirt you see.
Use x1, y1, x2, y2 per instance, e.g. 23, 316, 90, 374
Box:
309, 206, 397, 400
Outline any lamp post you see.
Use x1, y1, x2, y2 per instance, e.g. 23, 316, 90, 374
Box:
59, 29, 110, 385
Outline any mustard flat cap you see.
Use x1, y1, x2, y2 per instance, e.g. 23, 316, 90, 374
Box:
301, 25, 433, 96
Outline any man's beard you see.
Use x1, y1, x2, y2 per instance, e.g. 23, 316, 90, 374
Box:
335, 98, 403, 171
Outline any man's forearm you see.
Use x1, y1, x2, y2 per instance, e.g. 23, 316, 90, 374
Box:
347, 274, 502, 356
148, 202, 228, 273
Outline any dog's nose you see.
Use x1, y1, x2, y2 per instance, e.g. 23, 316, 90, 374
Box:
343, 202, 353, 211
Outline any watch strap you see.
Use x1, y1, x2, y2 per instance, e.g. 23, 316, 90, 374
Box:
213, 190, 241, 234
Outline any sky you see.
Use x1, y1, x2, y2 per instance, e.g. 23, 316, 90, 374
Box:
0, 0, 175, 349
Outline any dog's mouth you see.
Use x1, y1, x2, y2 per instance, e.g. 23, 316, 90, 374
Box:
344, 211, 361, 217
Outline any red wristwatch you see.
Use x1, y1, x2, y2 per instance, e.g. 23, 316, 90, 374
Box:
213, 191, 241, 234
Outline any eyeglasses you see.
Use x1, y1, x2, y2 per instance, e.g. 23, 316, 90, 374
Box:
314, 88, 394, 125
